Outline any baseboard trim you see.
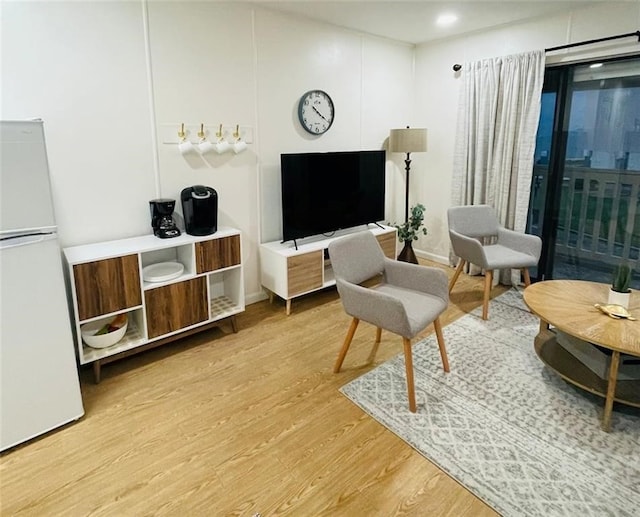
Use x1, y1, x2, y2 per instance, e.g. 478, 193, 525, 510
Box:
414, 249, 450, 266
246, 290, 269, 305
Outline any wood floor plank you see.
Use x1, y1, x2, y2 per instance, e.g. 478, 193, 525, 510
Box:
0, 260, 505, 515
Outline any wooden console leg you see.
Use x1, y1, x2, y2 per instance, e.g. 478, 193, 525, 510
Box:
93, 360, 102, 384
230, 315, 238, 333
286, 299, 292, 316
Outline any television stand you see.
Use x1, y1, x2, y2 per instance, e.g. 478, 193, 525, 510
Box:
260, 225, 397, 315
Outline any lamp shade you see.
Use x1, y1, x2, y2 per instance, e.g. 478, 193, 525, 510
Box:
389, 127, 427, 153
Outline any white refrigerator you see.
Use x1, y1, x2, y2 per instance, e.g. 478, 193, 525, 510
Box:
0, 120, 84, 452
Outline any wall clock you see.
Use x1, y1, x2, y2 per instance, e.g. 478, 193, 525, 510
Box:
297, 90, 334, 135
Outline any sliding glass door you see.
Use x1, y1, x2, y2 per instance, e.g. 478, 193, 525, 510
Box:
527, 56, 640, 288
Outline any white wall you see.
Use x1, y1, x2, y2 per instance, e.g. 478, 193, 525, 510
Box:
254, 9, 415, 242
1, 1, 414, 304
2, 1, 155, 243
145, 2, 261, 297
4, 1, 638, 302
413, 2, 640, 263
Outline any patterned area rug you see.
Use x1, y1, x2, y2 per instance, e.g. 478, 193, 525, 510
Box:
340, 290, 640, 517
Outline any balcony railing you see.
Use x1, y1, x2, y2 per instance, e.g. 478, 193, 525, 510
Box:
531, 164, 639, 273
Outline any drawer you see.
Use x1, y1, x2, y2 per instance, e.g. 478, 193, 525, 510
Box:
195, 235, 241, 273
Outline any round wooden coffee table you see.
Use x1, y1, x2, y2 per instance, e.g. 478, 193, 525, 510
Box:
523, 280, 640, 432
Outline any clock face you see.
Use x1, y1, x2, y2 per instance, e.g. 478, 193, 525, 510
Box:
298, 90, 334, 135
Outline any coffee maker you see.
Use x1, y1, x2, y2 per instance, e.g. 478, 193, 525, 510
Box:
149, 199, 181, 239
181, 185, 218, 236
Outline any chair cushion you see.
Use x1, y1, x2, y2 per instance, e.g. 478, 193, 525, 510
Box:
373, 283, 447, 338
482, 244, 538, 269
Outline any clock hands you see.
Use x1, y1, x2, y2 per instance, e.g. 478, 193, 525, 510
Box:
313, 105, 329, 123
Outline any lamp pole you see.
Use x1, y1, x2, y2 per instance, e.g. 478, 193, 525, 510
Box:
404, 152, 412, 223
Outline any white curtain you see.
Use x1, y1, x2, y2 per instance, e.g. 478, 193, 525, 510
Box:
451, 49, 545, 285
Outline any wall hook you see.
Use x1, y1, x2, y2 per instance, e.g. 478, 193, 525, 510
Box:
212, 123, 230, 154
178, 123, 187, 141
232, 124, 247, 154
177, 123, 195, 154
197, 123, 215, 154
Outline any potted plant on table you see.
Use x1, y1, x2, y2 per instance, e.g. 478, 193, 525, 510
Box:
608, 263, 633, 308
393, 203, 428, 264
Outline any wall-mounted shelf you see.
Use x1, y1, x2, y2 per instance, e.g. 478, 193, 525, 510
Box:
160, 123, 253, 144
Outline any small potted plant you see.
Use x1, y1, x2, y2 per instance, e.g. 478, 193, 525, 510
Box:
393, 203, 428, 264
608, 263, 633, 308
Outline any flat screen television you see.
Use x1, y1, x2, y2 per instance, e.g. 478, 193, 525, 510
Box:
281, 150, 386, 243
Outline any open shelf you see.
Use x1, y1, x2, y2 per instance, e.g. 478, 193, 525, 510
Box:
81, 321, 145, 363
208, 267, 244, 321
535, 328, 640, 407
210, 295, 242, 320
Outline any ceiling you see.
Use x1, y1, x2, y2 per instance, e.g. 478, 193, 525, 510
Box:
251, 1, 605, 45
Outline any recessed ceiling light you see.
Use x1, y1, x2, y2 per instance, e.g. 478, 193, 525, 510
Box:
436, 13, 458, 27
590, 63, 603, 69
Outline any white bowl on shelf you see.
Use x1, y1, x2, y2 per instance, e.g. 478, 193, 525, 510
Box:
81, 315, 128, 349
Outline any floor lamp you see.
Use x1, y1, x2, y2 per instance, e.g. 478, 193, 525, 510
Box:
389, 127, 428, 222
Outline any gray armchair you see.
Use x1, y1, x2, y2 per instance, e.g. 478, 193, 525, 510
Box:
447, 204, 542, 320
328, 231, 450, 413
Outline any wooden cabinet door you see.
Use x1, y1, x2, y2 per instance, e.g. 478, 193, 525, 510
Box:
73, 254, 141, 321
376, 232, 397, 259
195, 235, 241, 274
287, 250, 323, 297
145, 277, 208, 339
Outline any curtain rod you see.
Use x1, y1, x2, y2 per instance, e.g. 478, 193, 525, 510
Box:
452, 30, 640, 71
545, 30, 640, 52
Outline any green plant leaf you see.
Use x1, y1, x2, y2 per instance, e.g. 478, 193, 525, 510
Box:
392, 203, 428, 243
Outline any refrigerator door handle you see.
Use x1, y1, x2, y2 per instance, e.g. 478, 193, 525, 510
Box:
0, 232, 57, 250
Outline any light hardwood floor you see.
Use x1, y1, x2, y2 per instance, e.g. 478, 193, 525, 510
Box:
1, 260, 507, 516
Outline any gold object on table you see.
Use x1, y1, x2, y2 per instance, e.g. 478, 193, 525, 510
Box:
594, 303, 637, 320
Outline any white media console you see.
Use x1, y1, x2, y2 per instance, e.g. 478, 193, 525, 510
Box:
259, 225, 397, 315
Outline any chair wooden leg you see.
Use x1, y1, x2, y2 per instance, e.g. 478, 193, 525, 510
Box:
334, 317, 359, 373
521, 268, 531, 287
482, 270, 493, 320
433, 317, 450, 373
367, 327, 382, 363
449, 259, 466, 293
402, 337, 417, 413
